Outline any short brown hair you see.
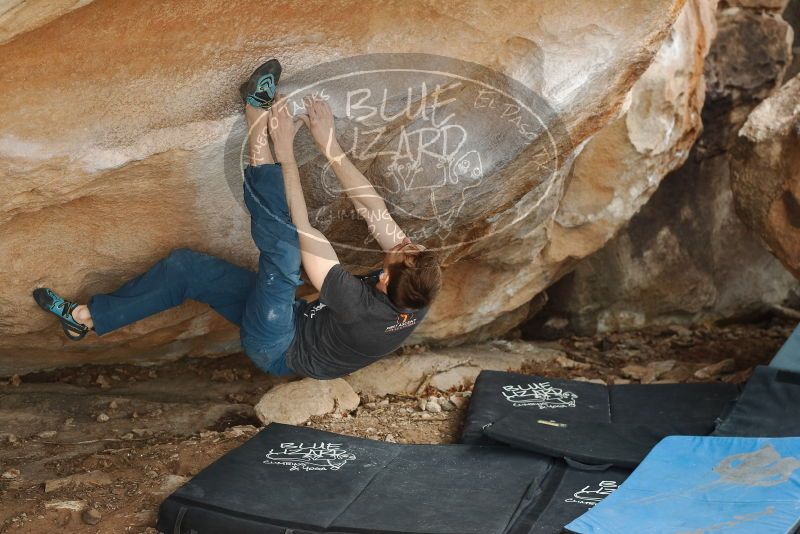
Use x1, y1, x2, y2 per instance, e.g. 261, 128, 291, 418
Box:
386, 249, 442, 309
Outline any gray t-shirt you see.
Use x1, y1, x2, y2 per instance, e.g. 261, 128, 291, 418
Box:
285, 264, 428, 379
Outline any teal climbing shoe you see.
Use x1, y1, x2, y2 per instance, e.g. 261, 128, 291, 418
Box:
33, 288, 90, 341
240, 58, 282, 109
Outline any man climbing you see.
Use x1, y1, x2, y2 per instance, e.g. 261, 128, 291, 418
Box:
33, 58, 442, 379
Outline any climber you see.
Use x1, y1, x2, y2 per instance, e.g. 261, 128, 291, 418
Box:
32, 58, 442, 379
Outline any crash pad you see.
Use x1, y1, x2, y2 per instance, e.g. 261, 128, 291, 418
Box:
714, 366, 800, 437
565, 436, 800, 534
157, 423, 623, 533
769, 322, 800, 373
461, 371, 737, 446
462, 370, 737, 468
485, 417, 714, 469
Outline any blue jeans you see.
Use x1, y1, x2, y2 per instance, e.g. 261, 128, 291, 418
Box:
87, 164, 302, 376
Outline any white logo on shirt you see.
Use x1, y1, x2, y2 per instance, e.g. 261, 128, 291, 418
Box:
305, 302, 326, 319
385, 312, 417, 333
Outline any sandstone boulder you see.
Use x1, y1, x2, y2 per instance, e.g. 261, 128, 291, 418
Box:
0, 0, 94, 45
344, 341, 565, 397
254, 378, 360, 426
732, 74, 800, 278
416, 0, 720, 344
541, 0, 717, 285
529, 1, 798, 334
2, 0, 683, 373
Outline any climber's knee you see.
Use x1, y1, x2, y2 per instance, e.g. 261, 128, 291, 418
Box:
162, 248, 202, 292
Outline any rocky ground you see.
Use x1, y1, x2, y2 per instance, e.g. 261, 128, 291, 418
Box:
0, 318, 794, 533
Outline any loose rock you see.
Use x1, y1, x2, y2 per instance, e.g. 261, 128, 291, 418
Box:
95, 375, 111, 389
425, 400, 442, 414
82, 508, 102, 525
694, 358, 736, 379
647, 360, 676, 379
662, 365, 693, 383
2, 468, 20, 479
254, 378, 360, 425
449, 395, 468, 409
45, 471, 113, 493
158, 475, 188, 495
620, 365, 650, 381
439, 399, 456, 411
211, 369, 236, 382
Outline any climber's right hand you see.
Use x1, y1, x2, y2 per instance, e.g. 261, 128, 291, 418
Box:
303, 95, 340, 158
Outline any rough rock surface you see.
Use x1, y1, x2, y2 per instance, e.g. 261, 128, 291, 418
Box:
703, 5, 795, 152
417, 0, 719, 345
538, 155, 799, 335
785, 0, 800, 78
254, 377, 360, 426
0, 0, 95, 44
732, 74, 800, 278
541, 0, 717, 286
1, 0, 685, 373
531, 1, 798, 334
344, 341, 565, 397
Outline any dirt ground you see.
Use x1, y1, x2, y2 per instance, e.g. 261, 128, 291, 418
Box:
0, 318, 794, 533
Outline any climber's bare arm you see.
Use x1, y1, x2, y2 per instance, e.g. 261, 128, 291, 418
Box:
302, 96, 408, 252
270, 98, 339, 291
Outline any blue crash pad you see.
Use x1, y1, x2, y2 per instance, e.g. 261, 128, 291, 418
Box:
566, 436, 800, 534
770, 322, 800, 373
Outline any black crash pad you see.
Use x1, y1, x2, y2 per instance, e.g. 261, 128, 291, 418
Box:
714, 365, 800, 437
461, 370, 738, 446
485, 417, 714, 469
158, 423, 624, 534
769, 322, 800, 373
462, 370, 738, 467
506, 463, 630, 534
461, 371, 608, 445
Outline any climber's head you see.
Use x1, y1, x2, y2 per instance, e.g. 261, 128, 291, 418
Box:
378, 239, 442, 310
